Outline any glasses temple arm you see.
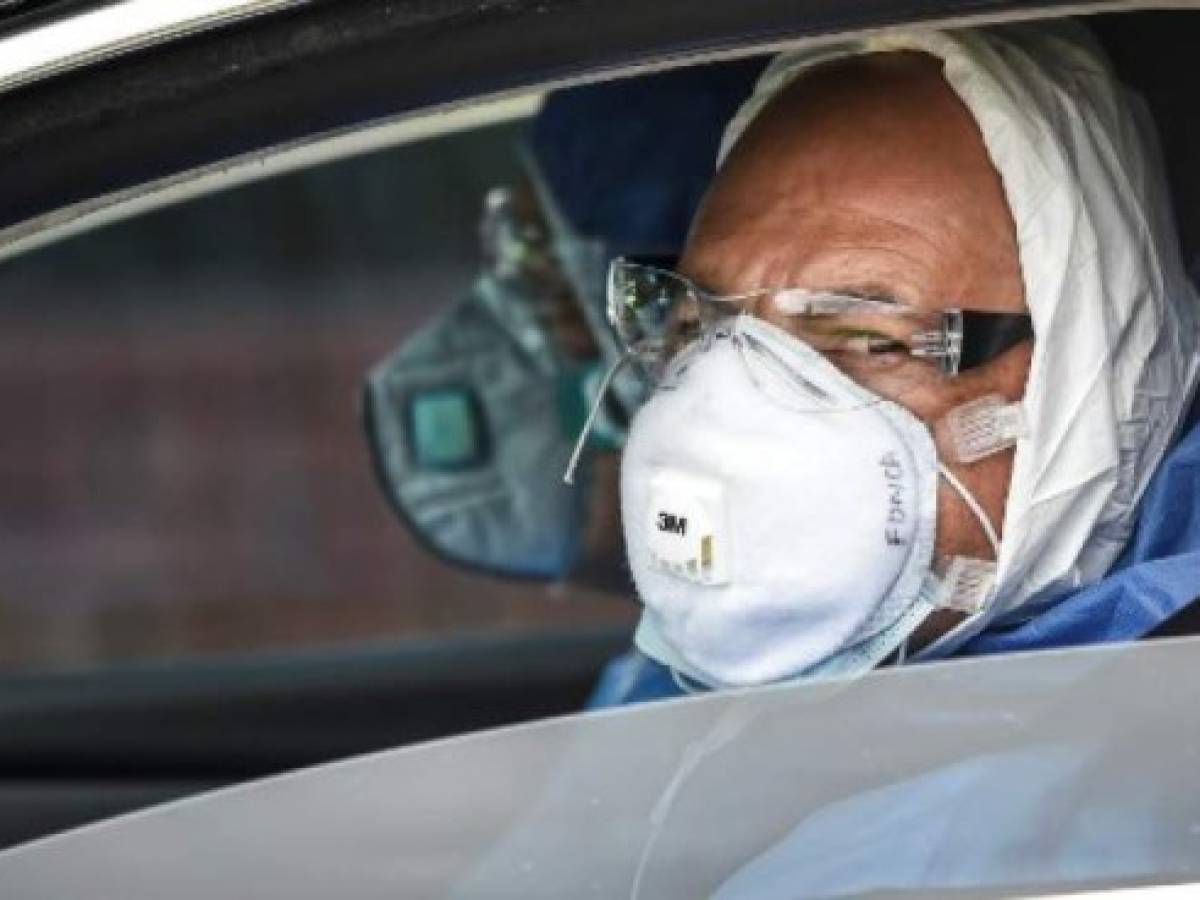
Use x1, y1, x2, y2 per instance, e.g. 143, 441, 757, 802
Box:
959, 311, 1034, 371
562, 353, 632, 486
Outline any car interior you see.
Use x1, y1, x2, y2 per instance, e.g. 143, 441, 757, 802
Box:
0, 2, 1198, 853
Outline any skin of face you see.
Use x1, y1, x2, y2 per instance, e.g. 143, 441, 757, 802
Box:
680, 51, 1032, 644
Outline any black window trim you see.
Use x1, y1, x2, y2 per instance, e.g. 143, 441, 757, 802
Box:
0, 0, 1140, 264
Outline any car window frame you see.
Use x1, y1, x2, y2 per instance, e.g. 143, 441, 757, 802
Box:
0, 0, 1148, 267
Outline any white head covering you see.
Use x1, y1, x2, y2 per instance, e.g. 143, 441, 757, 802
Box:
717, 22, 1200, 654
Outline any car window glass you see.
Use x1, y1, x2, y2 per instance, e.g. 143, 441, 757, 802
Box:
2, 636, 1196, 897
0, 108, 637, 673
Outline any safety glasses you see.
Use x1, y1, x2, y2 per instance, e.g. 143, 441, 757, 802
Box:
607, 258, 1033, 380
564, 257, 1034, 484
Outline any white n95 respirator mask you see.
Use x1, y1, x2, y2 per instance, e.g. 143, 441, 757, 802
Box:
620, 315, 998, 688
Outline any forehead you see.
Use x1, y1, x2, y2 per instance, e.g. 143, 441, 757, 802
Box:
683, 52, 1026, 314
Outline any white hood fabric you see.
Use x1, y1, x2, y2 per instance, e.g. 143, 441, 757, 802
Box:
714, 23, 1200, 656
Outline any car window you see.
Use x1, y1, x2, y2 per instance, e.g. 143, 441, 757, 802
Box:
2, 635, 1197, 897
0, 105, 637, 673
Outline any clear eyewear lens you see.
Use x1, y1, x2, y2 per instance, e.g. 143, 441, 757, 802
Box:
767, 289, 962, 377
607, 260, 705, 374
607, 260, 963, 404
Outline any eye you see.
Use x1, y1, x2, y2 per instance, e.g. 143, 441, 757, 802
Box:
817, 327, 932, 382
864, 337, 909, 355
800, 324, 912, 359
826, 328, 909, 356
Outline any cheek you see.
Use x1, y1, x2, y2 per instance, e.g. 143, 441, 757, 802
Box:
892, 344, 1031, 560
936, 446, 1016, 560
872, 337, 1033, 425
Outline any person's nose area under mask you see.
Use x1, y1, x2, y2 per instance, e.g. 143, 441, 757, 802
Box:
620, 317, 944, 686
619, 314, 1027, 687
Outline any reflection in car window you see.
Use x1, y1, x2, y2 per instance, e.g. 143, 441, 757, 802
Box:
0, 114, 636, 673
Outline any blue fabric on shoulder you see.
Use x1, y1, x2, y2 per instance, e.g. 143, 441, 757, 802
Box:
957, 397, 1200, 656
585, 647, 681, 708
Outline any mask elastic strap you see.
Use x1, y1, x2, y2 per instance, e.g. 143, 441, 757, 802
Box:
937, 463, 1001, 559
563, 353, 631, 485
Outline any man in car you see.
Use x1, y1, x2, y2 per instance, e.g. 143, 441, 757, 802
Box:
592, 23, 1200, 701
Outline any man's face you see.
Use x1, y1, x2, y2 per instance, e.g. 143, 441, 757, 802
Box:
680, 52, 1031, 641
